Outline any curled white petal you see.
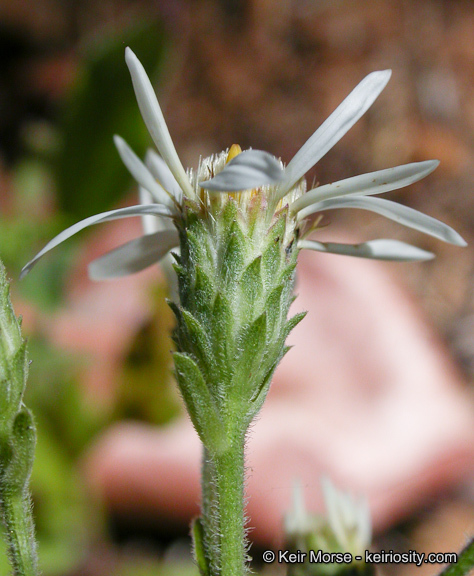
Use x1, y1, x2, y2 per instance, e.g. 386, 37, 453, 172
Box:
292, 160, 439, 213
146, 148, 183, 202
299, 196, 466, 246
114, 135, 174, 209
20, 204, 173, 278
125, 47, 193, 197
299, 238, 435, 261
88, 229, 179, 280
200, 150, 284, 191
277, 70, 392, 199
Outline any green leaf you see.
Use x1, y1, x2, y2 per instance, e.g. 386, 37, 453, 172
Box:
239, 256, 263, 311
193, 265, 216, 319
284, 311, 307, 338
232, 312, 268, 402
261, 240, 281, 288
209, 293, 234, 380
3, 408, 36, 494
167, 300, 183, 348
262, 213, 287, 284
249, 345, 291, 417
247, 193, 265, 237
172, 263, 190, 305
187, 229, 215, 273
55, 20, 169, 219
221, 220, 246, 286
0, 343, 28, 432
173, 353, 227, 453
8, 343, 28, 416
180, 309, 214, 380
276, 262, 298, 310
0, 379, 12, 433
264, 284, 284, 341
221, 198, 238, 230
0, 437, 13, 478
191, 517, 210, 576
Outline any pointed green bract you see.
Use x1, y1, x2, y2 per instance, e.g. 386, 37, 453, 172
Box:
179, 310, 214, 378
3, 409, 36, 494
192, 517, 210, 576
173, 352, 227, 454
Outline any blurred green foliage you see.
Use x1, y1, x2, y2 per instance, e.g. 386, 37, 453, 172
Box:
0, 158, 71, 309
117, 560, 199, 576
116, 284, 181, 425
55, 20, 169, 220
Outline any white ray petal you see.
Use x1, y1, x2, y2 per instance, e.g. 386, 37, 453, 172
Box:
125, 47, 193, 197
299, 196, 466, 246
292, 160, 439, 213
146, 148, 183, 202
139, 186, 180, 298
277, 70, 392, 199
114, 135, 174, 208
20, 204, 173, 278
321, 477, 346, 547
200, 150, 284, 191
139, 187, 174, 235
89, 229, 179, 280
299, 238, 434, 261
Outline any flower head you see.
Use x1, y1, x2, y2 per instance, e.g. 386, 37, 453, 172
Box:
21, 48, 465, 281
320, 477, 371, 556
285, 478, 372, 575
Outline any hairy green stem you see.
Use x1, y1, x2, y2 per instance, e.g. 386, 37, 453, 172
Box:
203, 441, 246, 576
201, 448, 220, 574
1, 488, 38, 576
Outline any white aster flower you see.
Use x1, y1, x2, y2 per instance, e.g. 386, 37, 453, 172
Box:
320, 477, 372, 556
21, 48, 466, 280
285, 478, 371, 558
